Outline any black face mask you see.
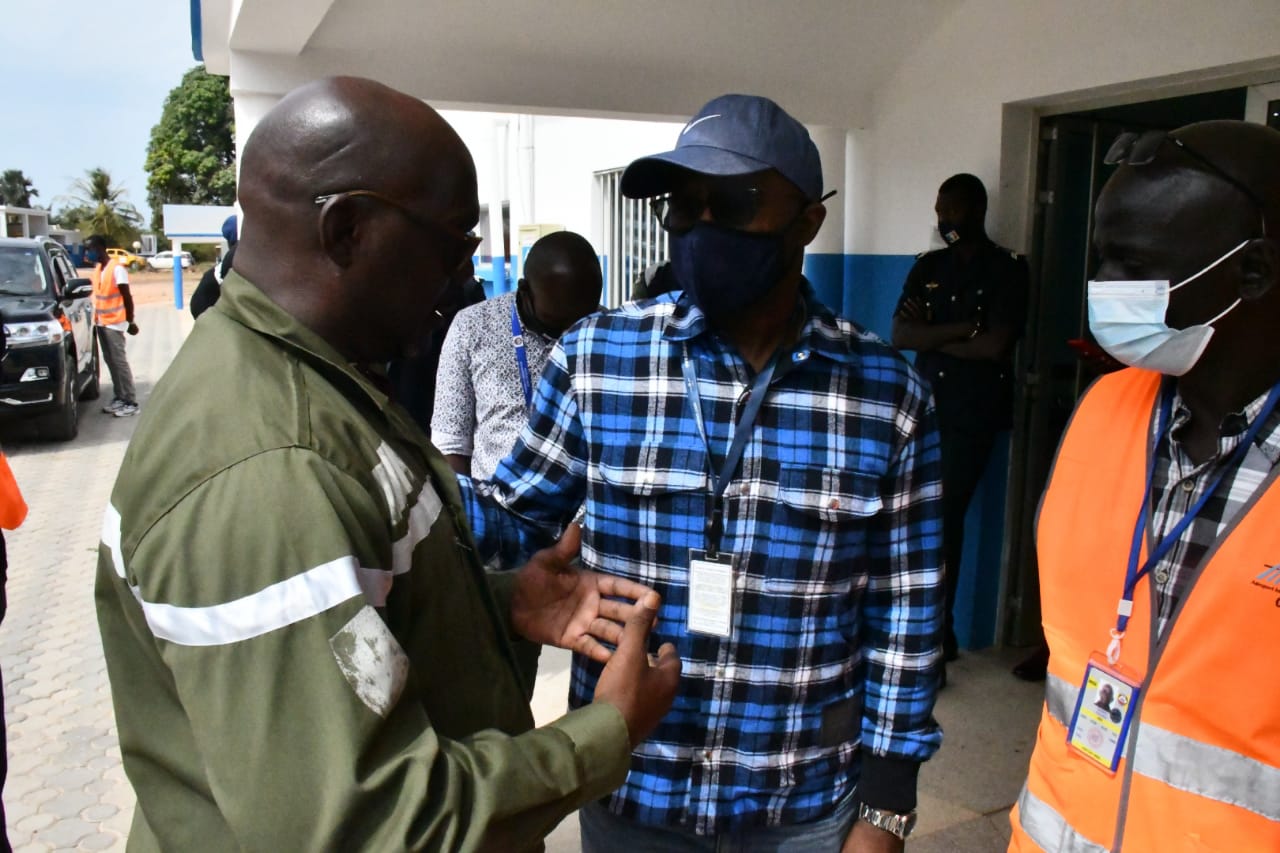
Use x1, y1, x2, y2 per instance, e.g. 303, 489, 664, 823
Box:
668, 212, 806, 325
516, 285, 563, 338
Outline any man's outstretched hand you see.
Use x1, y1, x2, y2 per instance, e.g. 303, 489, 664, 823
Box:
510, 524, 661, 663
511, 523, 681, 745
593, 591, 681, 747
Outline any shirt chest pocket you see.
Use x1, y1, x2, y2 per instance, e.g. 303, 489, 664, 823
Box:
775, 466, 883, 522
765, 466, 884, 594
597, 441, 710, 526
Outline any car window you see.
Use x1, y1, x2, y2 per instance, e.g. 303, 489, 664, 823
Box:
0, 247, 50, 296
47, 252, 68, 291
52, 253, 78, 292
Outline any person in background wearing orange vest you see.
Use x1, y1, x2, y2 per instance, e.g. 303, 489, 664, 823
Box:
0, 309, 29, 850
1010, 120, 1280, 851
85, 235, 139, 417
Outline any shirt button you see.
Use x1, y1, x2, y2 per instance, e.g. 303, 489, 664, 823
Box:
704, 750, 713, 760
739, 483, 751, 496
828, 498, 840, 510
938, 370, 946, 379
1154, 569, 1170, 585
1181, 480, 1195, 492
950, 295, 958, 302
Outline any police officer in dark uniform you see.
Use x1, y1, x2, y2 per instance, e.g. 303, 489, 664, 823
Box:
892, 173, 1028, 667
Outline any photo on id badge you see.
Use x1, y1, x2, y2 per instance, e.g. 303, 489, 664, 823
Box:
1067, 660, 1137, 773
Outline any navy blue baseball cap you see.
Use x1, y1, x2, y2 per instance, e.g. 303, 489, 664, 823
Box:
621, 94, 823, 201
221, 214, 238, 243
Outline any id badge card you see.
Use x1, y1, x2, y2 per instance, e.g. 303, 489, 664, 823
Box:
1066, 654, 1143, 773
687, 549, 734, 638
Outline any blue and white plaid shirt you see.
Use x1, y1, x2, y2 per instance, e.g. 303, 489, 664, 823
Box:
461, 286, 944, 835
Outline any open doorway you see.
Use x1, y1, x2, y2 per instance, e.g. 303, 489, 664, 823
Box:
1000, 87, 1248, 646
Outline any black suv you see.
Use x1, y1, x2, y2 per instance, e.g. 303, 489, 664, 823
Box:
0, 238, 100, 440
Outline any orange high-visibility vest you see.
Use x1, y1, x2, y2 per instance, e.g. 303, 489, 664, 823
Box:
93, 258, 127, 326
0, 452, 26, 531
1010, 367, 1280, 852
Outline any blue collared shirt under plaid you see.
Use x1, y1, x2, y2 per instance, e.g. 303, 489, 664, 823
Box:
461, 286, 944, 836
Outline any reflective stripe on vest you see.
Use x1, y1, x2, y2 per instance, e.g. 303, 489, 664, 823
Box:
1044, 673, 1074, 727
94, 259, 127, 325
1015, 785, 1108, 853
1012, 368, 1280, 852
1131, 723, 1280, 822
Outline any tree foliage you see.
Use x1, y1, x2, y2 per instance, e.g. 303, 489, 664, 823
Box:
0, 170, 39, 208
145, 66, 235, 231
65, 168, 142, 246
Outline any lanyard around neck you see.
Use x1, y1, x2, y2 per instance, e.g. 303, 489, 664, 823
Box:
510, 303, 533, 409
1109, 379, 1280, 663
681, 344, 785, 557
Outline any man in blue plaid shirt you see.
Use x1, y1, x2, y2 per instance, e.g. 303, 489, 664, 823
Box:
462, 94, 944, 852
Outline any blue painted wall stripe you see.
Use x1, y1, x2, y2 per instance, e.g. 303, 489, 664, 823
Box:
189, 0, 203, 62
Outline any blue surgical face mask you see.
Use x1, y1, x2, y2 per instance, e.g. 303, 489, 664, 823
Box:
669, 222, 795, 323
1086, 239, 1249, 376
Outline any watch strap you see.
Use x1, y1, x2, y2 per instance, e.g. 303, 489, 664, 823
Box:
858, 803, 918, 840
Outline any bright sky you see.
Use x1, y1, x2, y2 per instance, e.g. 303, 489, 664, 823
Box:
0, 0, 199, 223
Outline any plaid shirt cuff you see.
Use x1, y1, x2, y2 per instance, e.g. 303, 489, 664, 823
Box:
859, 754, 922, 813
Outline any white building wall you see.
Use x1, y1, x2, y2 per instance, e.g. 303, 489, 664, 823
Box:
852, 0, 1280, 257
526, 116, 683, 237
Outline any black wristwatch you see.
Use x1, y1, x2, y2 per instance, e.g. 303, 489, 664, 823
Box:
858, 803, 918, 840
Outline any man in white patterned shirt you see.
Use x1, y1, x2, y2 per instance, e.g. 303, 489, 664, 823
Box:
432, 231, 602, 481
1011, 120, 1280, 852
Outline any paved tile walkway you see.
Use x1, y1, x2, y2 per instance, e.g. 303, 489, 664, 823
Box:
0, 300, 1042, 851
1, 303, 192, 852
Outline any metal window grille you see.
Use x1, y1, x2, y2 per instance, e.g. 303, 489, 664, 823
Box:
594, 167, 668, 307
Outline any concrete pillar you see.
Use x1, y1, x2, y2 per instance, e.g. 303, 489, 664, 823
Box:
230, 90, 282, 241
801, 125, 848, 317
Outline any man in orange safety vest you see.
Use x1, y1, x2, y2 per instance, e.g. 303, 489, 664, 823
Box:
1010, 121, 1280, 851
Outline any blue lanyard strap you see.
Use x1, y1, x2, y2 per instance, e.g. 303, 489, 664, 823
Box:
1115, 381, 1280, 645
510, 303, 533, 409
681, 344, 784, 557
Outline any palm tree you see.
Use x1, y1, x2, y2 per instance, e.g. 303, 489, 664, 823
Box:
0, 170, 38, 208
65, 168, 142, 246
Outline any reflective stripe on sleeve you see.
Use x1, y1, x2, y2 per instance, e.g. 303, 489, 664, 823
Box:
102, 504, 126, 580
141, 555, 363, 646
373, 441, 414, 520
1015, 784, 1109, 853
372, 441, 443, 577
1132, 724, 1280, 821
103, 503, 366, 646
391, 484, 442, 576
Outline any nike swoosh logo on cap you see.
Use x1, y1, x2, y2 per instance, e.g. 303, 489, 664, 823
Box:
682, 114, 720, 135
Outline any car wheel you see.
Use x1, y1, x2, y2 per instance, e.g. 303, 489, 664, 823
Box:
43, 354, 79, 441
79, 339, 101, 401
129, 261, 142, 272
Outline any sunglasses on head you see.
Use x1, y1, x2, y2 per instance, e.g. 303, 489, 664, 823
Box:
1104, 131, 1268, 237
314, 189, 483, 267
